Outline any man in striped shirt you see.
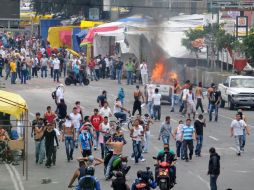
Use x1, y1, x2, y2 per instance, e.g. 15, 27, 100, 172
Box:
181, 118, 196, 162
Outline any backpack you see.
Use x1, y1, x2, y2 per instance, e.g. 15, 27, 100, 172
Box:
79, 176, 96, 190
52, 90, 57, 100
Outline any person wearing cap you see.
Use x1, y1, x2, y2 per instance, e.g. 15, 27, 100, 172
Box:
40, 54, 48, 78
208, 85, 221, 122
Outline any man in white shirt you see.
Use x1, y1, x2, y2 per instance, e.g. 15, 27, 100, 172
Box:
140, 60, 148, 85
230, 113, 249, 156
70, 107, 82, 148
146, 85, 154, 118
152, 88, 161, 121
56, 84, 64, 104
53, 55, 60, 82
99, 101, 112, 118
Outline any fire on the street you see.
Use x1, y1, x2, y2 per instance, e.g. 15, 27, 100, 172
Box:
151, 61, 178, 84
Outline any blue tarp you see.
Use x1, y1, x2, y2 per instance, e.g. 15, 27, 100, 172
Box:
76, 29, 88, 39
117, 17, 146, 23
72, 28, 81, 52
40, 19, 61, 42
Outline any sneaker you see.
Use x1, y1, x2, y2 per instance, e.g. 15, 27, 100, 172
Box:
237, 152, 241, 156
140, 158, 146, 162
94, 147, 97, 151
130, 157, 135, 161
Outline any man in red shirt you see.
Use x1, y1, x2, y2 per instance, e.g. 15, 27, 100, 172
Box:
44, 106, 56, 124
88, 59, 97, 81
90, 108, 103, 150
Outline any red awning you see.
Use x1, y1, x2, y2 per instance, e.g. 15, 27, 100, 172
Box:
60, 29, 72, 48
81, 26, 118, 45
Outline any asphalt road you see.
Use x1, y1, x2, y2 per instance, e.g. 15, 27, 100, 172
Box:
1, 76, 254, 190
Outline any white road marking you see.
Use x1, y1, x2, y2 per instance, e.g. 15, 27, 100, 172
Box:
5, 164, 20, 190
188, 171, 210, 189
208, 136, 219, 141
233, 170, 251, 173
229, 147, 237, 152
10, 165, 25, 190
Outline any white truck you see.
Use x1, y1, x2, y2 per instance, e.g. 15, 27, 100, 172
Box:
218, 76, 254, 110
144, 84, 173, 104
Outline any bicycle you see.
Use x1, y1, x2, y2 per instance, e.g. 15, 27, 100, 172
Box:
110, 114, 135, 131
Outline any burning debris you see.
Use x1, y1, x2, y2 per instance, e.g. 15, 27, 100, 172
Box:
151, 60, 178, 84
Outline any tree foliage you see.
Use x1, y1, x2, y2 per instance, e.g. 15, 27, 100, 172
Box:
243, 28, 254, 64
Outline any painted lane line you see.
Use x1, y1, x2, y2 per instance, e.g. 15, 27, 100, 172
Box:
188, 170, 210, 190
229, 147, 237, 152
5, 164, 20, 190
10, 165, 25, 190
208, 136, 219, 141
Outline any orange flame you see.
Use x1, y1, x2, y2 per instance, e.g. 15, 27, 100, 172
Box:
151, 62, 178, 84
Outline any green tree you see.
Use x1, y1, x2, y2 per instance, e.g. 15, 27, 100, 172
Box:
243, 29, 254, 65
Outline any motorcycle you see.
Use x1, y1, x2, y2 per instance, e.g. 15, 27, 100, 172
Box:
153, 157, 175, 190
104, 150, 131, 179
134, 167, 155, 190
65, 70, 90, 86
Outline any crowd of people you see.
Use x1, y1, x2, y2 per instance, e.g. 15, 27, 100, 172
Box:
0, 31, 250, 190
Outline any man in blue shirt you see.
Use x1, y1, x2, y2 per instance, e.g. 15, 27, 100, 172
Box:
181, 119, 196, 162
79, 129, 93, 157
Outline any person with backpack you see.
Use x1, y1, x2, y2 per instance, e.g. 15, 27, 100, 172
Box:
186, 87, 196, 119
208, 85, 221, 122
132, 85, 144, 116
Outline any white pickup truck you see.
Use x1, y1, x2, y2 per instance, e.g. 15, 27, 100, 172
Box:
218, 76, 254, 110
144, 84, 173, 104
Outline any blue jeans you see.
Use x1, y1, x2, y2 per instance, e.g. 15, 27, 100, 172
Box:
94, 131, 100, 148
143, 131, 150, 153
105, 154, 118, 178
210, 175, 218, 190
209, 104, 219, 121
116, 69, 122, 84
195, 135, 203, 156
41, 66, 47, 78
147, 101, 154, 118
11, 72, 16, 84
35, 139, 45, 163
126, 71, 133, 85
90, 68, 97, 81
114, 112, 126, 122
95, 69, 100, 80
162, 136, 170, 145
21, 70, 27, 84
234, 135, 244, 153
176, 140, 184, 159
65, 136, 74, 159
133, 140, 142, 163
241, 129, 246, 150
54, 69, 59, 82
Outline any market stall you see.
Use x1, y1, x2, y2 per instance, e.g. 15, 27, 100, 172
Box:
0, 90, 29, 180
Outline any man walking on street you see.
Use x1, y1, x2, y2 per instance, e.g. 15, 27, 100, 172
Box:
158, 116, 173, 145
181, 118, 196, 162
152, 88, 161, 121
140, 60, 148, 85
195, 82, 204, 113
194, 114, 206, 157
132, 85, 144, 116
53, 55, 60, 82
208, 147, 220, 190
125, 58, 134, 85
209, 85, 221, 122
63, 115, 75, 162
116, 57, 123, 84
230, 113, 249, 156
